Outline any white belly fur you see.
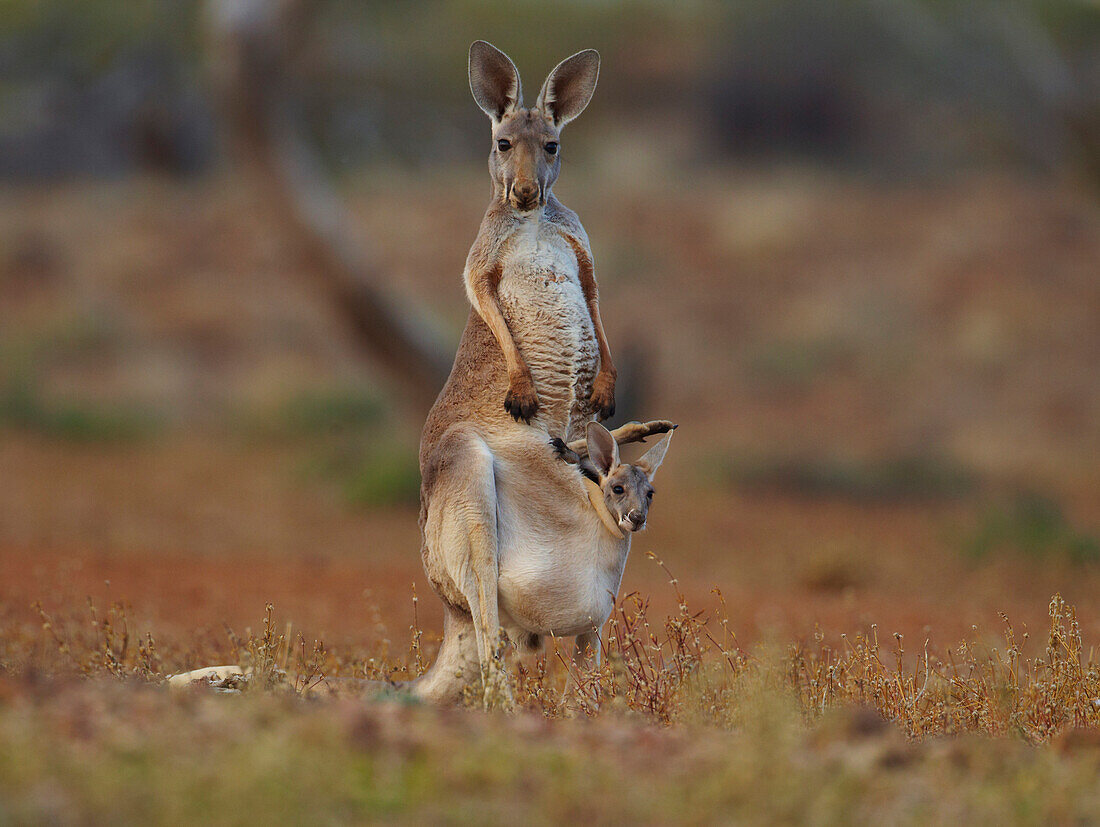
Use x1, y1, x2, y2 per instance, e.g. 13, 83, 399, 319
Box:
488, 428, 630, 637
498, 217, 599, 442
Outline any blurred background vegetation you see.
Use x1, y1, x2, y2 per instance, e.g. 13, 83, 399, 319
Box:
4, 0, 1099, 178
1, 0, 1099, 646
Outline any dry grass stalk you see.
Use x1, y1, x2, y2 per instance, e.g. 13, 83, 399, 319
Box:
19, 572, 1100, 743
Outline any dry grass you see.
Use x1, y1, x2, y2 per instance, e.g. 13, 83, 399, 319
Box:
4, 567, 1100, 823
10, 558, 1100, 742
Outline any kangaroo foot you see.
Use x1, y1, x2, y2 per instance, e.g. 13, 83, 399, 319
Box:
567, 419, 677, 456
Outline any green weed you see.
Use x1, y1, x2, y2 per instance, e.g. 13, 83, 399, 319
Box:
0, 378, 160, 442
728, 452, 976, 502
963, 491, 1100, 564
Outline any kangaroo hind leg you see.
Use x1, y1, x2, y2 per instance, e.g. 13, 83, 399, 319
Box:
564, 630, 603, 711
411, 605, 481, 704
424, 427, 511, 707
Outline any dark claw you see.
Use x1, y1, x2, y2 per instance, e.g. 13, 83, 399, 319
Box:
503, 391, 538, 424
549, 436, 581, 465
591, 389, 615, 422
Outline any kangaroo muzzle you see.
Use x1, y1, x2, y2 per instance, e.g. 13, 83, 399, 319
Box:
509, 180, 541, 211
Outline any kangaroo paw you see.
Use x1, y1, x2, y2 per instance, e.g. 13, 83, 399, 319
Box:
504, 375, 539, 424
589, 372, 616, 421
549, 437, 579, 463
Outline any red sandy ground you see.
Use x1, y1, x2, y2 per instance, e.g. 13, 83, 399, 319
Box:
4, 435, 1099, 667
2, 172, 1099, 665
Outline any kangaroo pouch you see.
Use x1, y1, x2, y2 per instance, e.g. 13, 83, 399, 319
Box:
488, 430, 630, 637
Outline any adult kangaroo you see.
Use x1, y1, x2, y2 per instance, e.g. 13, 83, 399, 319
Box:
414, 42, 674, 705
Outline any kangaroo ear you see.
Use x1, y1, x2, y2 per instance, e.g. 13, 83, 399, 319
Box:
634, 430, 673, 480
469, 41, 522, 122
536, 49, 599, 128
586, 420, 619, 476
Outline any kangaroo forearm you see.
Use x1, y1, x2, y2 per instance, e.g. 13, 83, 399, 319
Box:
478, 297, 529, 379
468, 267, 530, 380
588, 301, 616, 376
564, 233, 615, 375
466, 252, 540, 423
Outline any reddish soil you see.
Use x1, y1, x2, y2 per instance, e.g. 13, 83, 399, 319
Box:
2, 172, 1100, 666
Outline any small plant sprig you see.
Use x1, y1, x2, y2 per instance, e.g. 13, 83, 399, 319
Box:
33, 598, 162, 682
242, 603, 287, 692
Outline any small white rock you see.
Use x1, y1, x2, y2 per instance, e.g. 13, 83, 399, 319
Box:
166, 665, 250, 689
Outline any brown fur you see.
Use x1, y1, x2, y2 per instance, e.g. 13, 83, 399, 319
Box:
411, 42, 671, 705
460, 41, 615, 425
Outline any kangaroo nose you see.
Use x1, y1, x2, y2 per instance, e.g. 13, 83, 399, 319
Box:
627, 509, 645, 528
513, 180, 538, 203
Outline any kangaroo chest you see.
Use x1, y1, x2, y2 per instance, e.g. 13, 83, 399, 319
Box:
498, 219, 599, 441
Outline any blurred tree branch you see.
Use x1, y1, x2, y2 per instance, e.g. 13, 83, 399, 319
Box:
205, 0, 450, 415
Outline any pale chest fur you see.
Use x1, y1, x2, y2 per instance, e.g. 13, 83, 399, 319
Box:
495, 218, 599, 442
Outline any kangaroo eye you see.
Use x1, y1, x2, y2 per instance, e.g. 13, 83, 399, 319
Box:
545, 142, 558, 155
647, 490, 654, 499
612, 485, 624, 495
497, 139, 511, 152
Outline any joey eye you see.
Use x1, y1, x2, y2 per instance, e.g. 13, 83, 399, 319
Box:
612, 485, 624, 495
544, 142, 558, 155
497, 139, 511, 152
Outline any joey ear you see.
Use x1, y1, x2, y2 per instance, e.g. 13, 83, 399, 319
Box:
634, 430, 673, 480
469, 41, 523, 121
536, 49, 599, 127
586, 420, 619, 476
